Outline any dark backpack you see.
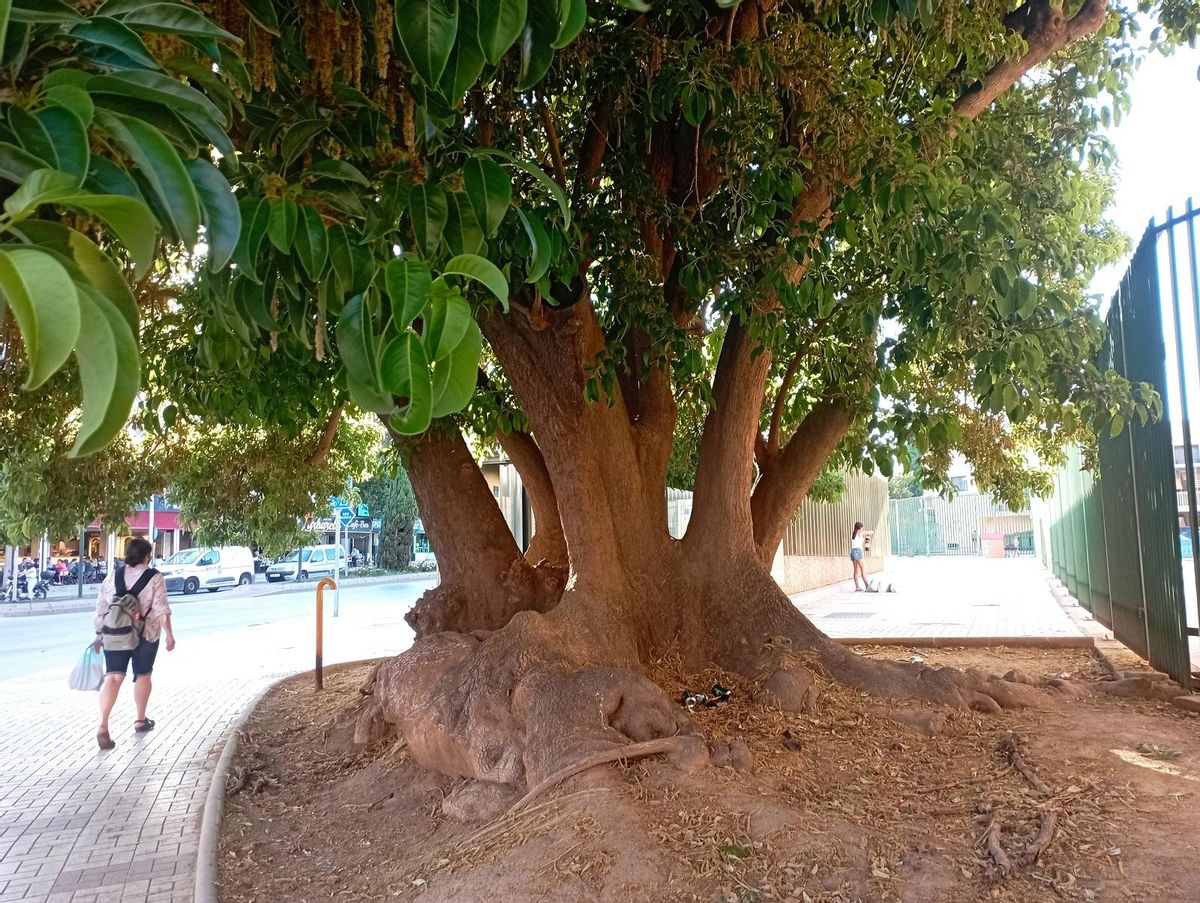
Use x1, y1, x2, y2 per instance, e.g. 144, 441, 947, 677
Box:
100, 567, 158, 652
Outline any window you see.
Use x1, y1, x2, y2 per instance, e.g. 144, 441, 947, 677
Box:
950, 476, 969, 492
492, 485, 500, 497
414, 533, 431, 553
310, 550, 326, 562
199, 551, 220, 566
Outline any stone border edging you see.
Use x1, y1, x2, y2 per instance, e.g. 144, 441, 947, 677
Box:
193, 658, 385, 903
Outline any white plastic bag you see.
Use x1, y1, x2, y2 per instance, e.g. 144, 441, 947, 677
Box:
68, 645, 105, 691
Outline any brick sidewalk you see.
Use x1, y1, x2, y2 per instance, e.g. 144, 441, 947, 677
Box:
0, 590, 417, 903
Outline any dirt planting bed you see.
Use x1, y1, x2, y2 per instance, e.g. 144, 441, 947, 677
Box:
218, 649, 1200, 902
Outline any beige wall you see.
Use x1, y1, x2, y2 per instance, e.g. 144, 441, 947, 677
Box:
772, 471, 890, 595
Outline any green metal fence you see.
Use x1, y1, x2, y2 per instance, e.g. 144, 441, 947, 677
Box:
1040, 217, 1192, 685
889, 493, 1031, 557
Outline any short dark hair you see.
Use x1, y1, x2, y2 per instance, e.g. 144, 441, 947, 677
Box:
124, 537, 153, 566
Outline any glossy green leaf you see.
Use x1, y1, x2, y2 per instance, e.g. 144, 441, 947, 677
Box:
185, 156, 239, 271
69, 285, 140, 457
85, 154, 141, 200
439, 4, 485, 100
294, 205, 328, 281
423, 289, 472, 360
16, 220, 138, 332
9, 105, 57, 168
35, 107, 87, 183
477, 0, 524, 64
384, 256, 432, 329
306, 159, 369, 185
59, 194, 157, 278
238, 0, 280, 35
430, 317, 482, 416
381, 332, 433, 435
94, 110, 202, 245
464, 157, 511, 236
518, 0, 555, 91
101, 2, 237, 41
43, 84, 94, 124
410, 183, 448, 257
443, 191, 485, 255
280, 118, 328, 169
88, 70, 229, 129
233, 276, 280, 332
473, 147, 570, 227
328, 224, 374, 295
337, 294, 382, 392
552, 0, 586, 48
0, 0, 10, 52
346, 371, 395, 415
516, 207, 551, 282
395, 0, 458, 87
231, 196, 270, 282
0, 141, 45, 183
3, 167, 76, 217
0, 246, 80, 389
267, 197, 298, 252
10, 0, 78, 24
440, 253, 509, 310
69, 17, 157, 68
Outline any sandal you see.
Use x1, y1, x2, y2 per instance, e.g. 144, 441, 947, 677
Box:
134, 718, 155, 733
97, 729, 115, 751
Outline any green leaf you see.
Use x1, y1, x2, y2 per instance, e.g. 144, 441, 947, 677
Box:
15, 220, 138, 332
94, 110, 202, 245
59, 193, 157, 278
43, 84, 94, 124
1109, 412, 1124, 439
184, 157, 239, 271
430, 317, 482, 416
552, 0, 586, 48
346, 371, 395, 415
231, 196, 270, 282
267, 197, 298, 252
464, 157, 511, 236
35, 107, 87, 183
306, 158, 369, 185
337, 294, 382, 392
294, 205, 328, 281
0, 141, 45, 183
101, 2, 237, 41
477, 0, 525, 65
84, 154, 141, 200
9, 105, 57, 168
443, 191, 484, 255
517, 4, 555, 91
395, 0, 459, 87
423, 289, 472, 360
233, 276, 280, 332
439, 7, 485, 101
0, 0, 11, 53
472, 147, 571, 227
328, 224, 374, 294
410, 182, 448, 257
381, 332, 433, 435
69, 17, 158, 68
682, 87, 708, 127
516, 207, 551, 282
69, 285, 140, 457
10, 0, 78, 25
440, 253, 509, 310
0, 247, 81, 389
384, 256, 432, 329
89, 70, 229, 130
3, 167, 76, 217
280, 118, 329, 169
238, 0, 280, 35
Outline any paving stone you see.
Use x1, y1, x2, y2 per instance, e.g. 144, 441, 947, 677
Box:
1171, 694, 1200, 713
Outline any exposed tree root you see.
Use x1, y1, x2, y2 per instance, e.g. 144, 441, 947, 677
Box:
1019, 812, 1058, 868
506, 737, 687, 816
1001, 731, 1051, 796
982, 810, 1012, 877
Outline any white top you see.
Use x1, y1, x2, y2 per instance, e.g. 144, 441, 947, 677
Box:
94, 564, 171, 641
851, 533, 865, 551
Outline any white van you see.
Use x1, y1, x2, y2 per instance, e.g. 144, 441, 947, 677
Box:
265, 545, 347, 583
159, 546, 256, 594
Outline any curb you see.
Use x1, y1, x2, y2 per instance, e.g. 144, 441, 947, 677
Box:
835, 636, 1095, 649
193, 658, 386, 903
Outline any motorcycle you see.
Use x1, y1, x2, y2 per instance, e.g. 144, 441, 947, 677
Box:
3, 572, 49, 602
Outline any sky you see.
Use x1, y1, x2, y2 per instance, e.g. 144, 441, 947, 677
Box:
1092, 45, 1200, 300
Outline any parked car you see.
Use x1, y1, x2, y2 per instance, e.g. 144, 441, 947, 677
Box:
265, 545, 347, 582
159, 546, 256, 594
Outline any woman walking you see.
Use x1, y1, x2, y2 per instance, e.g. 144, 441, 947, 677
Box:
92, 538, 175, 750
850, 521, 868, 591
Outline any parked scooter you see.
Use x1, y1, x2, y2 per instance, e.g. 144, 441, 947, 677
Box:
2, 572, 48, 602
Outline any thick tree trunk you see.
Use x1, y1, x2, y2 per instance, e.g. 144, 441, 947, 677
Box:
391, 422, 564, 637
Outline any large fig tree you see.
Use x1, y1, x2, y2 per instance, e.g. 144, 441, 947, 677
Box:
1, 0, 1189, 787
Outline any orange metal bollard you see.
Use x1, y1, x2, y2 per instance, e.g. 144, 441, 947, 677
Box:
315, 578, 336, 689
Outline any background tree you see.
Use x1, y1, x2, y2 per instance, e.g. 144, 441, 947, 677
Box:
359, 467, 418, 570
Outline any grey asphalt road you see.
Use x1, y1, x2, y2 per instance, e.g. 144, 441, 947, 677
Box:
0, 577, 435, 684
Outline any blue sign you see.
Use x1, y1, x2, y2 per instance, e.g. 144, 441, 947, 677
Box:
329, 496, 348, 511
338, 507, 354, 526
357, 503, 370, 517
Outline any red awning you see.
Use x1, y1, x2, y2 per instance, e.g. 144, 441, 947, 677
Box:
87, 511, 180, 532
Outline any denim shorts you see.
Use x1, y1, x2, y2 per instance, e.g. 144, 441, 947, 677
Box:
104, 639, 159, 681
850, 548, 864, 562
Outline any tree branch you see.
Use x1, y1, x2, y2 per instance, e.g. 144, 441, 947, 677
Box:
305, 402, 344, 467
494, 427, 568, 568
538, 98, 569, 190
953, 0, 1109, 122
